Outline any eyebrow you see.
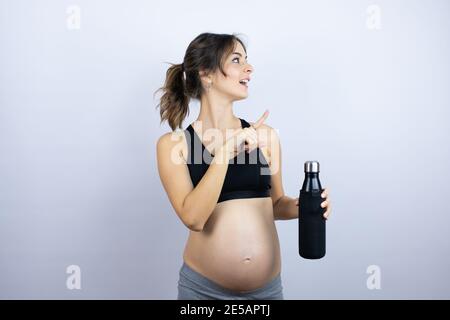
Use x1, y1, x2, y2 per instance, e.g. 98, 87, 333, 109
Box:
232, 52, 248, 59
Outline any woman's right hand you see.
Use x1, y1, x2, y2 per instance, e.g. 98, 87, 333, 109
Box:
216, 110, 270, 162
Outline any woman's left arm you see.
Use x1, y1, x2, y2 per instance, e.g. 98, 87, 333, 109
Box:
259, 124, 332, 221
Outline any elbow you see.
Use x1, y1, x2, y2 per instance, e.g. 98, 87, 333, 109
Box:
182, 209, 204, 232
185, 218, 204, 232
272, 196, 282, 208
187, 223, 204, 232
181, 196, 205, 232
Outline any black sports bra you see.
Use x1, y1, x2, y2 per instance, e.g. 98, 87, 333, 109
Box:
184, 118, 272, 203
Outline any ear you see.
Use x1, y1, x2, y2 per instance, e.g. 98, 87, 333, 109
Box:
198, 69, 212, 82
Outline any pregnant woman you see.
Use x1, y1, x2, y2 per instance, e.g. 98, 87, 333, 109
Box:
155, 33, 332, 300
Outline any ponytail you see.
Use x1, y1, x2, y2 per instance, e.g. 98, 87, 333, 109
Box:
154, 62, 190, 131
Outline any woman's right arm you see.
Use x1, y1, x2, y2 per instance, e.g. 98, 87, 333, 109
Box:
179, 146, 232, 231
156, 132, 233, 232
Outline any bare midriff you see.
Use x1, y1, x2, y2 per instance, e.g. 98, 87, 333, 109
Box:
182, 196, 281, 292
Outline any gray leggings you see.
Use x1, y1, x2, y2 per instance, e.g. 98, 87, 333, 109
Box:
177, 262, 284, 300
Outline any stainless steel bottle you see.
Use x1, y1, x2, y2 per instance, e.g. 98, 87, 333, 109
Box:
298, 160, 326, 259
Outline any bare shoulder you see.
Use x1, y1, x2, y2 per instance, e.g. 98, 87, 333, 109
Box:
156, 130, 188, 163
157, 130, 185, 146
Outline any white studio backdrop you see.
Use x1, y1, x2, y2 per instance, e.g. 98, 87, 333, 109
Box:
0, 0, 449, 299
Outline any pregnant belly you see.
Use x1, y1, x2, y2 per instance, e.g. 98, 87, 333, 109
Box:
183, 197, 281, 292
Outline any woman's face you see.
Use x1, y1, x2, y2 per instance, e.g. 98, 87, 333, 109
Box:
205, 41, 254, 101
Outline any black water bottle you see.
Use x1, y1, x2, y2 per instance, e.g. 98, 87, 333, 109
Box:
298, 160, 326, 259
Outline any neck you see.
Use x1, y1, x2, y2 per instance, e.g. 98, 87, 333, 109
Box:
197, 92, 239, 130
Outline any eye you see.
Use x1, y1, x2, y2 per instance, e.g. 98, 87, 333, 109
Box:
232, 57, 249, 65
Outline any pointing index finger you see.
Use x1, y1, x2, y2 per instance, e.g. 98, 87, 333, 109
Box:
252, 110, 269, 129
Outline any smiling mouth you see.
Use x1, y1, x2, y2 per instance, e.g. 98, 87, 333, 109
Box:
239, 79, 249, 87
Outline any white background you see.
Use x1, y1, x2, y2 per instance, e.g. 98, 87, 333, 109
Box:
1, 0, 449, 299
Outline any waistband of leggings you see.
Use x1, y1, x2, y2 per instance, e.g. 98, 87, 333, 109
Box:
180, 261, 281, 296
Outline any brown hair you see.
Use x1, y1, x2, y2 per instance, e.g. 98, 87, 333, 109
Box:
154, 32, 247, 131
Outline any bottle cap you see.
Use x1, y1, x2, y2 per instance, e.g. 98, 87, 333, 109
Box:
304, 160, 320, 173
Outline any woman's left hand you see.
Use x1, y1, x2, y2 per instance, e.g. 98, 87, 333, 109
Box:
295, 187, 332, 220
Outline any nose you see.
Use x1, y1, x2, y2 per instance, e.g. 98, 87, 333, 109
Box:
245, 63, 253, 74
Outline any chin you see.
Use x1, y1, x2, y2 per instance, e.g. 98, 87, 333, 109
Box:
227, 88, 249, 101
233, 95, 247, 102
236, 91, 249, 100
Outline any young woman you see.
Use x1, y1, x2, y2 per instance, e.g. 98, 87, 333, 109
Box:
155, 33, 332, 300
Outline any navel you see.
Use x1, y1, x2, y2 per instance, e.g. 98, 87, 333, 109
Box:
242, 257, 252, 263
